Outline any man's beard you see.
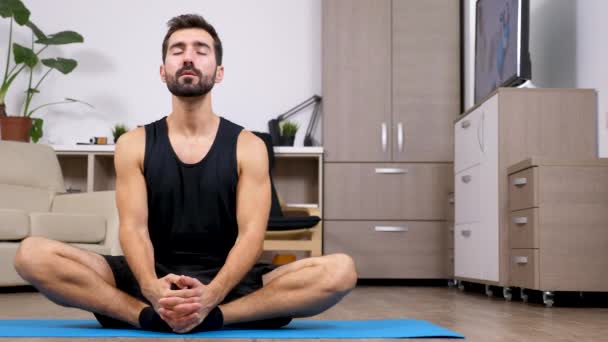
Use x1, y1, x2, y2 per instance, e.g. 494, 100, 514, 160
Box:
166, 65, 217, 97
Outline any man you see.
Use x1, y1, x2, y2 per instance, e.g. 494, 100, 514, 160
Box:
14, 14, 357, 333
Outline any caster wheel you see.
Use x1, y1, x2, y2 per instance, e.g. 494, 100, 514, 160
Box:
447, 279, 458, 288
503, 287, 513, 301
485, 284, 493, 297
543, 291, 555, 308
458, 282, 465, 291
520, 288, 528, 303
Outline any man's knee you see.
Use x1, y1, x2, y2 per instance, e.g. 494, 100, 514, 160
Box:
323, 253, 357, 294
14, 236, 58, 280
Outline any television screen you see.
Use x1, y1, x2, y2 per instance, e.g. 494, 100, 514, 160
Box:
474, 0, 530, 104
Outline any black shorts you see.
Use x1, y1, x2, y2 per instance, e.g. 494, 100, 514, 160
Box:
93, 255, 292, 330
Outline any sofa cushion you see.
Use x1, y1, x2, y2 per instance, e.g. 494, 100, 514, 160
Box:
30, 212, 106, 243
0, 141, 65, 193
0, 209, 29, 240
0, 184, 54, 212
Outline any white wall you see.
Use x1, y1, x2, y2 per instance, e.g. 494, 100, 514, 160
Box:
577, 0, 608, 157
0, 0, 321, 146
463, 0, 607, 157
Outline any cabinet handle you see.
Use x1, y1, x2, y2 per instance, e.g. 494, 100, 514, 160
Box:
514, 256, 529, 265
461, 120, 471, 129
513, 177, 528, 187
381, 122, 387, 152
513, 216, 528, 225
477, 112, 485, 152
461, 229, 471, 237
461, 175, 472, 183
448, 194, 455, 204
374, 226, 408, 232
397, 122, 404, 152
375, 168, 407, 174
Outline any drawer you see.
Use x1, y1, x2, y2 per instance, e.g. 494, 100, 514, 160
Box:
509, 249, 539, 289
324, 221, 446, 279
455, 165, 480, 224
454, 223, 481, 280
454, 222, 499, 282
445, 222, 454, 248
509, 208, 539, 248
324, 163, 452, 220
509, 167, 538, 211
455, 108, 482, 173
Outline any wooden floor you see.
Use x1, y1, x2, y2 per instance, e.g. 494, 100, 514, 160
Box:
1, 285, 608, 341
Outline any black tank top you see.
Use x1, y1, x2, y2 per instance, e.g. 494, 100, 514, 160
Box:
143, 116, 243, 269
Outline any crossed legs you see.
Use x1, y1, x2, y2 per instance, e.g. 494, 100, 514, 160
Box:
13, 236, 357, 330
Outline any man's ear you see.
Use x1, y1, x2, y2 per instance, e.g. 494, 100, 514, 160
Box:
215, 65, 225, 83
160, 65, 166, 83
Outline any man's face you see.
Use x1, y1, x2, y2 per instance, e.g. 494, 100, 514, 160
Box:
160, 28, 224, 97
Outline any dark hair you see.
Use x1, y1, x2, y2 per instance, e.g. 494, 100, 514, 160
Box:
162, 14, 223, 65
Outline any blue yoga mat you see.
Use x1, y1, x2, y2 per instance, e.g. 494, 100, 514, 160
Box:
0, 319, 463, 339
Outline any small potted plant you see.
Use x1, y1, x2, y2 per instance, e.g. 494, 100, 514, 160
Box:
112, 123, 128, 144
279, 121, 299, 146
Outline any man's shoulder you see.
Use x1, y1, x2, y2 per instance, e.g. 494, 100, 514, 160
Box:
115, 127, 146, 163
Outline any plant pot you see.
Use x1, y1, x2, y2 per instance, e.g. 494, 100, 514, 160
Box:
0, 116, 32, 142
0, 104, 6, 117
279, 135, 295, 146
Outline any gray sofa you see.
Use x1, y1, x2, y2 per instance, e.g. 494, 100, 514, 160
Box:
0, 141, 120, 286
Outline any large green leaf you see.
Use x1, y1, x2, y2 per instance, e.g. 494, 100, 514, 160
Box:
41, 58, 77, 74
36, 31, 83, 45
29, 117, 43, 143
13, 43, 37, 67
0, 0, 30, 25
25, 20, 47, 41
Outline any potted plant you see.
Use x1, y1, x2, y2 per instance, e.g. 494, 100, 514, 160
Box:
0, 0, 85, 142
0, 0, 32, 118
279, 121, 299, 146
112, 123, 128, 144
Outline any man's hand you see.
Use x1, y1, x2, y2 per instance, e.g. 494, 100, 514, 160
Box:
142, 274, 202, 314
158, 275, 223, 333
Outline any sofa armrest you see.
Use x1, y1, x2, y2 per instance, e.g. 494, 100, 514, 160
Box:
51, 191, 122, 255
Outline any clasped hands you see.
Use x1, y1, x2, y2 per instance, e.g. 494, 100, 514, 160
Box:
144, 274, 222, 333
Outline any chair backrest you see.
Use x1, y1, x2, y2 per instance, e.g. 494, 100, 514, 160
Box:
0, 141, 65, 211
252, 132, 284, 218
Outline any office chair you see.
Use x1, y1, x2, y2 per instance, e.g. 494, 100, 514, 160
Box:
253, 132, 322, 257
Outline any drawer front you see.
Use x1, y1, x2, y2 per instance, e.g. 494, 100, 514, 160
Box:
455, 108, 482, 173
324, 163, 452, 220
454, 222, 499, 281
454, 223, 480, 280
509, 249, 539, 289
324, 221, 446, 279
509, 208, 539, 248
455, 165, 480, 224
509, 167, 537, 211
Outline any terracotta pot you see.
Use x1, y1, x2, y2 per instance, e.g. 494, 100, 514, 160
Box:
0, 103, 6, 117
0, 116, 32, 142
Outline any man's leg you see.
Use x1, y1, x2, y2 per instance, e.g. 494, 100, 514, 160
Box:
14, 236, 147, 327
219, 253, 357, 325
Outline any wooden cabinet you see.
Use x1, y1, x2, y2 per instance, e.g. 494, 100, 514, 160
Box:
453, 88, 598, 286
323, 0, 459, 163
392, 0, 459, 162
508, 158, 608, 293
322, 0, 392, 162
322, 0, 459, 279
